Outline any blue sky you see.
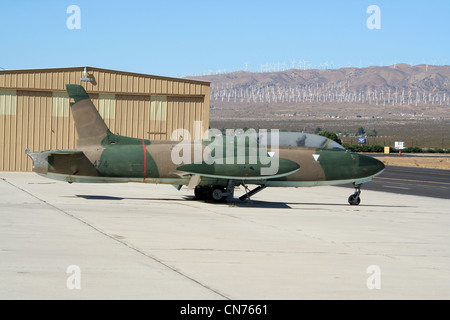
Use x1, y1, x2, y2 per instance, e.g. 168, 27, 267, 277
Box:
0, 0, 448, 77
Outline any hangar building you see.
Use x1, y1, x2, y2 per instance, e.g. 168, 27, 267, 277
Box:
0, 67, 210, 171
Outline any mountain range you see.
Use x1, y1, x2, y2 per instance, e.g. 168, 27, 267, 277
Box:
188, 64, 450, 121
189, 64, 449, 94
186, 64, 450, 148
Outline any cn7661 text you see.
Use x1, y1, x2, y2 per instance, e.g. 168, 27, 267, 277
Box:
224, 305, 267, 315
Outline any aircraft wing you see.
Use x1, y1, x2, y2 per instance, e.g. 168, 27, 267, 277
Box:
176, 157, 299, 180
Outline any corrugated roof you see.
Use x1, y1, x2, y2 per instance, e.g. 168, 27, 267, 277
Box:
0, 66, 210, 85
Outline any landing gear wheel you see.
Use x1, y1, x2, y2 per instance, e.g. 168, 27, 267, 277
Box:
194, 187, 210, 200
348, 194, 361, 206
348, 183, 362, 206
210, 186, 225, 202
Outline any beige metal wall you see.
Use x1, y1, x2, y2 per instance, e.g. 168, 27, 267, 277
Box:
0, 67, 210, 171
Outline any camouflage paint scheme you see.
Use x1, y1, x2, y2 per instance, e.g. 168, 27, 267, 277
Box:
27, 85, 385, 204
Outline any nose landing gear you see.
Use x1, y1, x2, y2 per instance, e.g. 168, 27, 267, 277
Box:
348, 183, 361, 205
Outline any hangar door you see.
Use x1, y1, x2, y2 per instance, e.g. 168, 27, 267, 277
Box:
114, 95, 169, 141
113, 95, 205, 141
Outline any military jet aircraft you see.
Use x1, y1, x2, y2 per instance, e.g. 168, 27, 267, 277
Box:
26, 84, 385, 205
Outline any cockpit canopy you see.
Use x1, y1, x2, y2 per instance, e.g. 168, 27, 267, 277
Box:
209, 130, 345, 150
257, 132, 345, 150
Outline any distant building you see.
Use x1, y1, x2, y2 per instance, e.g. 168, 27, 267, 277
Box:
0, 67, 210, 171
358, 138, 367, 144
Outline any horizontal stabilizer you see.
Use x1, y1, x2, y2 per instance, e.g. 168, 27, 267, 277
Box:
26, 149, 98, 176
48, 151, 99, 176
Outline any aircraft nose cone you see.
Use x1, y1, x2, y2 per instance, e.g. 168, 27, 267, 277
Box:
377, 157, 385, 171
357, 154, 385, 177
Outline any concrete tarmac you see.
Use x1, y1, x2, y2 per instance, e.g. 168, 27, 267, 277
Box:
341, 166, 450, 200
1, 172, 449, 300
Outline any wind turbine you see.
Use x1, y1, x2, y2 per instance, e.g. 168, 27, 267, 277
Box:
302, 60, 307, 70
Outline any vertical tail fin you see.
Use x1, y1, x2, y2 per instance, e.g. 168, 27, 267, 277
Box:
66, 84, 109, 147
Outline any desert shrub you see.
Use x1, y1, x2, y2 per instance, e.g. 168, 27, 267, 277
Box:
403, 146, 422, 153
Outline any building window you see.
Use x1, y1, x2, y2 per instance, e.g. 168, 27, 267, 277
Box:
150, 96, 167, 121
99, 94, 116, 119
52, 92, 69, 117
0, 90, 17, 115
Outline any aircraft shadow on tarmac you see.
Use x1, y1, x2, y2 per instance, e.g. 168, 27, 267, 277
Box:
218, 199, 413, 209
75, 194, 177, 201
75, 194, 292, 208
75, 194, 413, 209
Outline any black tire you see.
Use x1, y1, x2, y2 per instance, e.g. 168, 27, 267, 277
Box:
348, 194, 361, 206
194, 187, 209, 200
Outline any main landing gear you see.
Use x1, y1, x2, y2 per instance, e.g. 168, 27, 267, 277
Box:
348, 183, 362, 206
195, 181, 364, 205
194, 180, 235, 202
194, 180, 266, 202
